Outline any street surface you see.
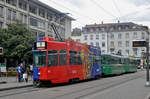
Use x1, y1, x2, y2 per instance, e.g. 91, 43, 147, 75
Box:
0, 71, 150, 99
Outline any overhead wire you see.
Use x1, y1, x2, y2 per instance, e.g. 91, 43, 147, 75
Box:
90, 0, 117, 19
49, 0, 97, 22
112, 0, 122, 20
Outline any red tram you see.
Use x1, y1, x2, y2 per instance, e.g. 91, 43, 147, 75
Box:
33, 36, 101, 86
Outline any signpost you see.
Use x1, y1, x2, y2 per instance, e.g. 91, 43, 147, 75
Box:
0, 47, 3, 55
133, 40, 150, 87
0, 63, 6, 72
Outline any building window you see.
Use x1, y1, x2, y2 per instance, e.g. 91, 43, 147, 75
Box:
76, 39, 80, 42
38, 20, 45, 29
96, 28, 99, 32
110, 33, 114, 39
90, 35, 93, 40
126, 41, 129, 47
141, 32, 145, 39
101, 27, 105, 32
110, 48, 115, 53
29, 4, 37, 14
118, 41, 122, 47
6, 0, 17, 6
24, 15, 27, 24
102, 42, 105, 47
30, 17, 45, 29
110, 27, 114, 31
0, 21, 3, 28
110, 41, 114, 47
19, 0, 27, 10
47, 12, 53, 21
102, 34, 105, 40
12, 11, 16, 21
126, 33, 129, 38
90, 42, 93, 46
7, 9, 11, 20
90, 28, 94, 32
133, 32, 137, 39
39, 8, 45, 18
96, 42, 99, 46
102, 50, 105, 53
126, 50, 129, 55
0, 6, 3, 17
30, 17, 38, 27
19, 13, 23, 22
96, 35, 99, 40
133, 48, 137, 56
118, 33, 122, 39
84, 35, 87, 40
38, 32, 45, 37
118, 26, 121, 30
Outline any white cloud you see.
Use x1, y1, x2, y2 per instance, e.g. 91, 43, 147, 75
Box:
39, 0, 150, 29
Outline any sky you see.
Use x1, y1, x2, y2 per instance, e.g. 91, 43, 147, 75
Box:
39, 0, 150, 29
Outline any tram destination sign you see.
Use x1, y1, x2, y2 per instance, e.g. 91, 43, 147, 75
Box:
132, 40, 146, 47
34, 41, 47, 50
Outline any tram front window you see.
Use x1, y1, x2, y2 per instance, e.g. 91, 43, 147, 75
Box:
34, 52, 46, 67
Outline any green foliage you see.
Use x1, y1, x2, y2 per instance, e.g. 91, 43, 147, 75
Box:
0, 22, 36, 63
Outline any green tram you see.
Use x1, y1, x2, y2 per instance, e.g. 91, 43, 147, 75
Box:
101, 54, 140, 75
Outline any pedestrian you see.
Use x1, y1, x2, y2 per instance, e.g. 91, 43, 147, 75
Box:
30, 64, 33, 79
23, 70, 28, 82
17, 63, 23, 82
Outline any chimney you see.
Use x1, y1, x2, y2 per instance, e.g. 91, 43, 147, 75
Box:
101, 21, 103, 24
118, 20, 120, 23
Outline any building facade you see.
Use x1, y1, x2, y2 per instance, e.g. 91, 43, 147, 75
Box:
81, 22, 148, 57
71, 28, 81, 42
0, 0, 73, 39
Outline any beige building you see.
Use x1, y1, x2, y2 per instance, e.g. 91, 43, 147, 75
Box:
0, 0, 74, 39
81, 22, 149, 57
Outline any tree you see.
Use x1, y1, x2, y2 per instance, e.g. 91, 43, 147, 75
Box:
0, 22, 36, 67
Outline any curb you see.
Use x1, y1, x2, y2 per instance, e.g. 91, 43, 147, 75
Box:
0, 81, 7, 84
0, 84, 33, 91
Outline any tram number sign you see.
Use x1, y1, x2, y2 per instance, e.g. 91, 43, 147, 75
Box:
133, 41, 146, 47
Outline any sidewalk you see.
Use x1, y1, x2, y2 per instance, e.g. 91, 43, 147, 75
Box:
0, 76, 33, 91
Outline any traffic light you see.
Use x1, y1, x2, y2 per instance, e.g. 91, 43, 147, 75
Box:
133, 41, 147, 47
0, 47, 3, 55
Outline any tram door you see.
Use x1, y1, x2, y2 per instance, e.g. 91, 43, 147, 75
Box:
57, 50, 69, 82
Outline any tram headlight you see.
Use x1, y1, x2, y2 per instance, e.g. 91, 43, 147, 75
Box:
38, 72, 40, 75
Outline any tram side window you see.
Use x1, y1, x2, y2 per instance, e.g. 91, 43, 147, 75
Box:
77, 52, 82, 65
59, 50, 67, 66
48, 50, 58, 67
69, 51, 77, 65
94, 55, 101, 65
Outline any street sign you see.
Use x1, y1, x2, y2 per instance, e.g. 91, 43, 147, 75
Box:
0, 47, 3, 55
0, 63, 6, 72
133, 41, 146, 47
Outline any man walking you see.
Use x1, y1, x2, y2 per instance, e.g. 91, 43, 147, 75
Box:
17, 63, 23, 82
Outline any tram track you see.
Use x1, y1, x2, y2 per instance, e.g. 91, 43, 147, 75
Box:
0, 71, 145, 99
50, 72, 145, 99
0, 87, 42, 98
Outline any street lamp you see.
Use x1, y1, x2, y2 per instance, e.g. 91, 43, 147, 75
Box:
145, 26, 150, 87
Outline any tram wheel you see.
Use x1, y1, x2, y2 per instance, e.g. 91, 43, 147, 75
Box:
33, 80, 41, 87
